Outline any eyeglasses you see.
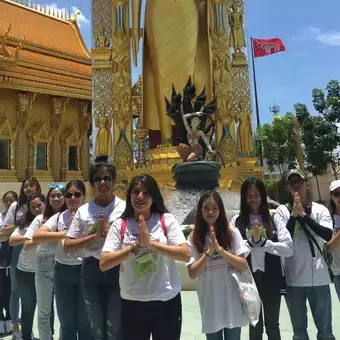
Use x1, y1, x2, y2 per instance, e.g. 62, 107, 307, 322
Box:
65, 192, 82, 199
93, 176, 112, 185
50, 184, 65, 190
332, 192, 340, 198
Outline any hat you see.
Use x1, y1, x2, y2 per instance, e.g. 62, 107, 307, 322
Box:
286, 169, 306, 182
330, 180, 340, 192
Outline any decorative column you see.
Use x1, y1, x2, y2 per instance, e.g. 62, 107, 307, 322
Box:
52, 97, 68, 181
211, 0, 236, 165
111, 0, 133, 169
28, 142, 37, 175
135, 115, 148, 168
16, 92, 36, 180
92, 0, 114, 161
80, 101, 92, 180
10, 129, 18, 171
227, 0, 255, 160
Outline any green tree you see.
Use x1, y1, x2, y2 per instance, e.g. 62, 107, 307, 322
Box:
295, 103, 340, 200
257, 113, 297, 177
312, 80, 340, 178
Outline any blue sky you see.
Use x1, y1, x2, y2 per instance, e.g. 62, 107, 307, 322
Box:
47, 0, 340, 125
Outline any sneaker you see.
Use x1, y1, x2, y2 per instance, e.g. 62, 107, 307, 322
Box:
0, 321, 5, 335
5, 320, 13, 334
12, 329, 22, 340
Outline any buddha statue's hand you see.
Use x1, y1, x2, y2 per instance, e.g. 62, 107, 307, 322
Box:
132, 29, 140, 67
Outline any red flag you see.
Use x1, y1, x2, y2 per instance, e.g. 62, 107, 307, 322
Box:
252, 38, 286, 58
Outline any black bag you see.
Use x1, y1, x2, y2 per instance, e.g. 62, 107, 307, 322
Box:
0, 240, 12, 268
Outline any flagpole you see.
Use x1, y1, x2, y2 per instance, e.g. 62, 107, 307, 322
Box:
251, 37, 264, 167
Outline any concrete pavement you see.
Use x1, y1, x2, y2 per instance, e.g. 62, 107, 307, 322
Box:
2, 287, 339, 339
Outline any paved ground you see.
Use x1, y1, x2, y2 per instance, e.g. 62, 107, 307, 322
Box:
2, 287, 339, 339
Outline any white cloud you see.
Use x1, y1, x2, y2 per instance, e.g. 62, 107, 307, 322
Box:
39, 3, 90, 27
293, 27, 340, 46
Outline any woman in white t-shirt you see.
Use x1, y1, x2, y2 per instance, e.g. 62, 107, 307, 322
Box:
187, 190, 249, 340
0, 191, 18, 336
25, 184, 66, 340
100, 174, 190, 340
1, 176, 41, 340
231, 177, 293, 340
326, 180, 340, 300
9, 194, 46, 340
34, 180, 91, 340
64, 156, 126, 340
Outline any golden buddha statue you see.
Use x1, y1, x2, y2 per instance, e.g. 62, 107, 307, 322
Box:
237, 102, 254, 156
95, 107, 113, 157
131, 0, 213, 144
95, 27, 110, 48
229, 4, 246, 52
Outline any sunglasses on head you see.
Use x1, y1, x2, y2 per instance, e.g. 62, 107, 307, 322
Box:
50, 184, 65, 190
65, 192, 82, 199
332, 192, 340, 198
93, 175, 112, 185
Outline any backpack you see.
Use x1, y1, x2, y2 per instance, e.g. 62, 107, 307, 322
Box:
120, 214, 167, 241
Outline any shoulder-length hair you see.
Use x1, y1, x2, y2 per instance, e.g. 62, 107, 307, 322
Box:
193, 190, 233, 254
43, 187, 67, 223
26, 193, 46, 225
235, 177, 274, 238
15, 176, 41, 225
121, 174, 168, 219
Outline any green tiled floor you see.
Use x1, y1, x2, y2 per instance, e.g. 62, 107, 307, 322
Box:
3, 287, 340, 339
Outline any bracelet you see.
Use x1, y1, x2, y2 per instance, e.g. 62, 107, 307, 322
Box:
204, 252, 212, 258
131, 243, 141, 255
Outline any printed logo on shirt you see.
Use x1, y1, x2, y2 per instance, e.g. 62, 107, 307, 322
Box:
204, 251, 232, 272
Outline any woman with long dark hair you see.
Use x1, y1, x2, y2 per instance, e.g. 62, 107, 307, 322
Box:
187, 190, 248, 340
9, 193, 46, 340
34, 180, 91, 340
64, 156, 125, 340
100, 174, 190, 340
1, 176, 41, 340
25, 184, 66, 340
0, 191, 18, 336
326, 180, 340, 300
231, 177, 293, 340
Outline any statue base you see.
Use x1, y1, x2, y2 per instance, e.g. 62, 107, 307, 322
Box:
172, 161, 221, 191
232, 52, 248, 67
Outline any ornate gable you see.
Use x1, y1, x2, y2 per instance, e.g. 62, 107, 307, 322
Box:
62, 125, 80, 146
28, 121, 51, 143
0, 116, 17, 138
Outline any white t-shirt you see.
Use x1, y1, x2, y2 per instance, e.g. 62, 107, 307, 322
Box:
102, 213, 186, 302
45, 210, 84, 266
331, 215, 340, 276
274, 202, 333, 287
25, 214, 57, 256
187, 227, 249, 334
230, 214, 293, 273
67, 198, 126, 260
12, 215, 42, 272
3, 202, 27, 228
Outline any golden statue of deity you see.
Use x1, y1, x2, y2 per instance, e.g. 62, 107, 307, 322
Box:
95, 107, 113, 157
229, 4, 246, 52
237, 102, 254, 156
95, 27, 110, 48
131, 0, 213, 144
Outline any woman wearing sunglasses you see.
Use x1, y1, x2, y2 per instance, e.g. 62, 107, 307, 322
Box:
34, 180, 91, 340
25, 184, 66, 340
326, 180, 340, 301
64, 156, 126, 340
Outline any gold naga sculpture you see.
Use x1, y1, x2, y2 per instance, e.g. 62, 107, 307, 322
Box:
131, 0, 213, 144
95, 107, 113, 157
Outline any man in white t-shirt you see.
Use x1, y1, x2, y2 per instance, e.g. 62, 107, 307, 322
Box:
274, 169, 335, 340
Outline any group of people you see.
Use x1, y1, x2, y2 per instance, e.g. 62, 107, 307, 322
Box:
0, 157, 338, 340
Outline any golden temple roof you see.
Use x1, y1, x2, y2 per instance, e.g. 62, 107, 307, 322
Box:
0, 0, 92, 100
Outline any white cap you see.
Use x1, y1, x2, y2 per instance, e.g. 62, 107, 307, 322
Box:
330, 180, 340, 192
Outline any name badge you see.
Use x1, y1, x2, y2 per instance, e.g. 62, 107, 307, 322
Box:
131, 253, 157, 279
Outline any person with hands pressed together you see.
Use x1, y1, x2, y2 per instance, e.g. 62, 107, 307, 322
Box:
231, 177, 293, 340
187, 190, 249, 340
100, 174, 189, 340
64, 156, 125, 340
33, 180, 91, 340
274, 169, 335, 340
